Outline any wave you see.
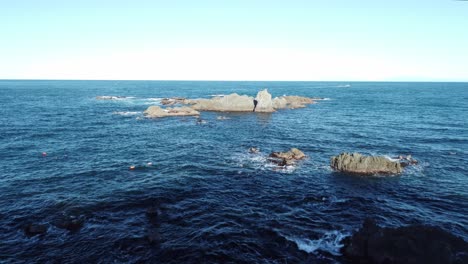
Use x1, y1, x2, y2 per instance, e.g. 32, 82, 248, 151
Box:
286, 230, 349, 256
232, 152, 297, 173
210, 94, 225, 97
112, 111, 142, 116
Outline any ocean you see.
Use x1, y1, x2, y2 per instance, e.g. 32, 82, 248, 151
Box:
0, 80, 467, 263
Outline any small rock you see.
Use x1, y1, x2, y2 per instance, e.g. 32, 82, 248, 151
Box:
268, 148, 306, 166
249, 147, 260, 154
55, 216, 84, 232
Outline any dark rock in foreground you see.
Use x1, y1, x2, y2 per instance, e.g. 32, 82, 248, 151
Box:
342, 219, 468, 264
331, 152, 402, 175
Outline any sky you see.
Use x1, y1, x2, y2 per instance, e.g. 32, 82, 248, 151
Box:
0, 0, 467, 81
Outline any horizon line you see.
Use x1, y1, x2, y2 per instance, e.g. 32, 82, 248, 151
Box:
1, 78, 467, 83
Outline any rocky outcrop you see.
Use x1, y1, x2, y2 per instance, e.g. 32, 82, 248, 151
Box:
269, 148, 306, 166
330, 153, 402, 174
161, 97, 187, 106
342, 219, 468, 264
143, 106, 200, 118
184, 89, 315, 112
254, 89, 275, 112
185, 93, 256, 112
273, 96, 315, 109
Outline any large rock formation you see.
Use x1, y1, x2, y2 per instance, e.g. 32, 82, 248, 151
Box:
342, 219, 468, 264
330, 152, 402, 175
185, 93, 255, 112
273, 96, 315, 109
143, 106, 200, 118
269, 148, 306, 166
254, 89, 275, 112
184, 89, 315, 112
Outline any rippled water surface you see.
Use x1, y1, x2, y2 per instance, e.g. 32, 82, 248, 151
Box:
0, 81, 467, 263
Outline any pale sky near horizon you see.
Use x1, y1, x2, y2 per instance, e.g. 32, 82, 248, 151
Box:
1, 0, 467, 81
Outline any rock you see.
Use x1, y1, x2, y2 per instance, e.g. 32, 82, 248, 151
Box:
342, 219, 468, 264
330, 152, 403, 174
55, 216, 84, 232
143, 106, 200, 118
174, 90, 315, 112
269, 148, 306, 166
186, 93, 256, 112
254, 89, 275, 112
397, 154, 419, 167
249, 147, 260, 154
272, 96, 315, 109
161, 97, 187, 106
24, 223, 47, 237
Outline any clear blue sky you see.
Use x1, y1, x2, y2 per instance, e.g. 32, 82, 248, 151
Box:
1, 0, 467, 81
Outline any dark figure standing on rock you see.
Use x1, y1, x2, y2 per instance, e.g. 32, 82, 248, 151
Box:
253, 99, 258, 112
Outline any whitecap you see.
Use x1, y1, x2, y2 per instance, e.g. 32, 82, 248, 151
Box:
286, 230, 349, 256
210, 94, 225, 97
232, 152, 298, 173
112, 111, 141, 116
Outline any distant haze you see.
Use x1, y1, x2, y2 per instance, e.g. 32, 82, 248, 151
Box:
1, 0, 467, 81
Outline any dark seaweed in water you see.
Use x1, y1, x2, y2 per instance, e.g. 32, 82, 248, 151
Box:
0, 81, 467, 263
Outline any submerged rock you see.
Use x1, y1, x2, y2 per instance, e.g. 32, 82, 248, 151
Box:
24, 223, 47, 237
269, 148, 306, 166
55, 216, 84, 232
143, 106, 200, 118
342, 219, 468, 264
330, 152, 402, 175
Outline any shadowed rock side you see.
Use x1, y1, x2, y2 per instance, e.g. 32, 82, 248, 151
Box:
342, 219, 468, 264
143, 106, 200, 118
330, 152, 402, 175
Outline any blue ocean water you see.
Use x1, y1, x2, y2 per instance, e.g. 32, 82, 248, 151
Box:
0, 80, 467, 263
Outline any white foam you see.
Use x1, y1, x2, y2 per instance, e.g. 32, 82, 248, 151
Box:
210, 94, 225, 97
232, 152, 298, 173
112, 111, 141, 116
287, 230, 349, 256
